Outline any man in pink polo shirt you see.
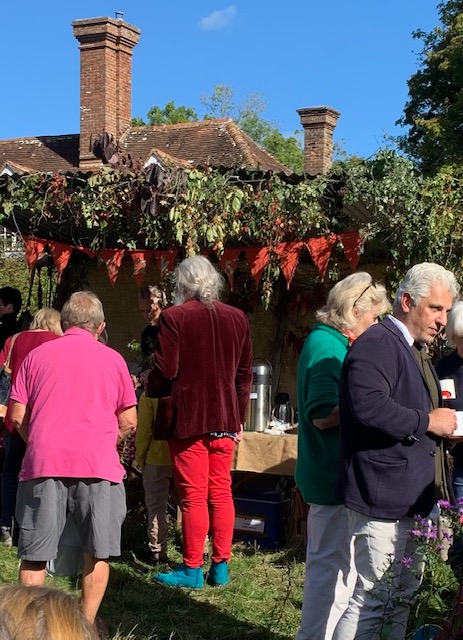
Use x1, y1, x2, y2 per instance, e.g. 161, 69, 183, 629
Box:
10, 291, 137, 627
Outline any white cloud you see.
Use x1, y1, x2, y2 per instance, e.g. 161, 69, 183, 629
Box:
199, 6, 237, 31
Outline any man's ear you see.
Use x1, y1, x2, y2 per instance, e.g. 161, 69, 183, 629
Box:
4, 303, 13, 314
401, 292, 414, 314
95, 321, 106, 340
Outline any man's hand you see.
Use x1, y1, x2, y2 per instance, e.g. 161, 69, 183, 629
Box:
236, 424, 244, 443
427, 407, 457, 438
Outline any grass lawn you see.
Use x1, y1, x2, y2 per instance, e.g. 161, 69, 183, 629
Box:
0, 499, 306, 640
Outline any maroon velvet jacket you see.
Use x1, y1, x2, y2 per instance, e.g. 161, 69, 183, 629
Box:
147, 299, 253, 439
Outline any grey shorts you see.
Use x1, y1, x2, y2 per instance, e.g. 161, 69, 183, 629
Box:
16, 478, 127, 562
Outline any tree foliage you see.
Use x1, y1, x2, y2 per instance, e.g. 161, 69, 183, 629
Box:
147, 101, 198, 125
397, 0, 463, 174
133, 101, 198, 126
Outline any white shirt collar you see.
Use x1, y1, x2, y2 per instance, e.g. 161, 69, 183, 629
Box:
387, 314, 415, 347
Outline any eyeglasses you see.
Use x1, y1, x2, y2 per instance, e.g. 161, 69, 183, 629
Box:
354, 282, 375, 307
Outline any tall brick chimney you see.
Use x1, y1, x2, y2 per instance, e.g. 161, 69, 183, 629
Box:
72, 16, 141, 170
297, 107, 340, 175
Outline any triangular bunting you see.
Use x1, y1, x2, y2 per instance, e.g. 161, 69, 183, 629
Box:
244, 247, 270, 285
23, 236, 47, 270
275, 242, 304, 289
305, 235, 336, 280
48, 241, 72, 283
154, 250, 178, 281
75, 246, 97, 259
130, 251, 154, 287
218, 248, 242, 289
101, 249, 125, 285
339, 231, 362, 271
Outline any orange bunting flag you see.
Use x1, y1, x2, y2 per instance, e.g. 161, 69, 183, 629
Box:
47, 241, 72, 283
305, 235, 337, 280
243, 247, 270, 285
275, 241, 304, 289
130, 251, 154, 287
154, 250, 178, 281
23, 236, 47, 270
339, 231, 362, 272
218, 248, 242, 289
101, 249, 125, 285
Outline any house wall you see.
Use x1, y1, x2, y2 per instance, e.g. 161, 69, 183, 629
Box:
86, 255, 388, 413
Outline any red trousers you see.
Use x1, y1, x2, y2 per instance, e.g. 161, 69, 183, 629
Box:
169, 435, 236, 568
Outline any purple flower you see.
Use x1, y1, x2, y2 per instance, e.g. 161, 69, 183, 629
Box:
426, 526, 438, 540
438, 500, 452, 510
402, 556, 413, 568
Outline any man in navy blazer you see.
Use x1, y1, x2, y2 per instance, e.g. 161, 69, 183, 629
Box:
334, 263, 460, 640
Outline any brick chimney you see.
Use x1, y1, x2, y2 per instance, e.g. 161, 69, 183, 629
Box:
297, 107, 340, 175
72, 16, 141, 170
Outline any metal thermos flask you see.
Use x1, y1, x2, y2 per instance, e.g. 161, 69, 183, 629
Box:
245, 358, 272, 432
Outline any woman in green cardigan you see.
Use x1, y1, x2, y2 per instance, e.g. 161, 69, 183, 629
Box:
295, 272, 390, 640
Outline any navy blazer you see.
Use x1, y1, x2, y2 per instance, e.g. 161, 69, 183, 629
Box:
337, 316, 440, 519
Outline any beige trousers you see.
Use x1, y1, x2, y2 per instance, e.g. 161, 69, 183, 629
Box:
142, 464, 179, 556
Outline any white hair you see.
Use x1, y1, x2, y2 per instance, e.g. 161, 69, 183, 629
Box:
393, 263, 460, 312
316, 271, 390, 333
445, 300, 463, 348
61, 291, 104, 333
173, 256, 224, 306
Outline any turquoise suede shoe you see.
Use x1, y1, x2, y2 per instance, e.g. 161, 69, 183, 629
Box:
207, 560, 229, 586
153, 564, 204, 589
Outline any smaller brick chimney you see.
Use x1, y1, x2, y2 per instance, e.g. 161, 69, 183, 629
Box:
297, 106, 340, 175
72, 16, 141, 170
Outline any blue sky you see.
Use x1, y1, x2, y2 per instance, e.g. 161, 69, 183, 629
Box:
1, 1, 440, 158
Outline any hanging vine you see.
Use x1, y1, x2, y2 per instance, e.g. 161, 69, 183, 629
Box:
1, 149, 463, 299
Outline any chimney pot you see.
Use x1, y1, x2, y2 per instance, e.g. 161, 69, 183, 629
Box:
73, 16, 141, 171
297, 106, 340, 175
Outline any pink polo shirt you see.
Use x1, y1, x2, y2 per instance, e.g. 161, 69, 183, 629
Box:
10, 327, 137, 483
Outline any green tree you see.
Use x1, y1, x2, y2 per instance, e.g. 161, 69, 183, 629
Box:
132, 101, 198, 126
397, 0, 463, 174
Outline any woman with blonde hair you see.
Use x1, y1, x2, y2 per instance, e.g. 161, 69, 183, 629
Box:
295, 272, 391, 640
0, 308, 63, 547
0, 584, 98, 639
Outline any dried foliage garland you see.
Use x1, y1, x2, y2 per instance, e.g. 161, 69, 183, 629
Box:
1, 150, 463, 299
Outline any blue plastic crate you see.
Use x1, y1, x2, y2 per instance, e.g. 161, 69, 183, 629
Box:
233, 478, 290, 549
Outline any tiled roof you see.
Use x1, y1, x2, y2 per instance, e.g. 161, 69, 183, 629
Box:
122, 120, 289, 173
0, 135, 79, 173
0, 120, 290, 175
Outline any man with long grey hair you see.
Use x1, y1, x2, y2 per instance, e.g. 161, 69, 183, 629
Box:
334, 263, 460, 640
9, 291, 137, 628
147, 255, 253, 589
